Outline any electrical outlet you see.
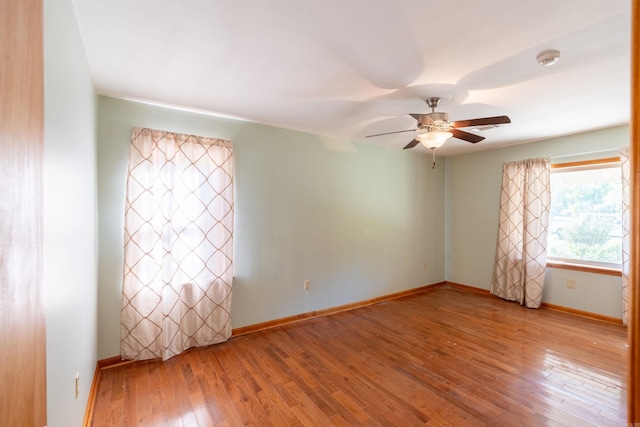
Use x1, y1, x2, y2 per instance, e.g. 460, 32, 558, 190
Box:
423, 262, 428, 270
304, 280, 311, 290
75, 373, 79, 399
567, 278, 576, 289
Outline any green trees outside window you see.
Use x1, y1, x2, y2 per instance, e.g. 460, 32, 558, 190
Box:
548, 162, 622, 265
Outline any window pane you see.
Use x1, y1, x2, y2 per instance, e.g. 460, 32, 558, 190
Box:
548, 164, 622, 265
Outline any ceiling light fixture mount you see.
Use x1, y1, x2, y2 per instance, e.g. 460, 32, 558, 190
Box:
536, 49, 561, 66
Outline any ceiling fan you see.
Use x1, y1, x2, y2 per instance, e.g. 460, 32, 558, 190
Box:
366, 97, 511, 166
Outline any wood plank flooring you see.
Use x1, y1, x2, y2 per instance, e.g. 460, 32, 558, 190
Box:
91, 286, 628, 426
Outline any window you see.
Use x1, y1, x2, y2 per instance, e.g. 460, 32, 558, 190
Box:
121, 128, 234, 361
547, 158, 622, 268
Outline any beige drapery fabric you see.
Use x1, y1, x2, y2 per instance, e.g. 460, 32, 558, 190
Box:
121, 128, 234, 361
621, 147, 631, 326
491, 158, 551, 308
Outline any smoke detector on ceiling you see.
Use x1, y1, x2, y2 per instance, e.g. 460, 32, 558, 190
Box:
536, 49, 561, 66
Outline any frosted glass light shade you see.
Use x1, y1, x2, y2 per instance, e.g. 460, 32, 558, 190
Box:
416, 131, 452, 149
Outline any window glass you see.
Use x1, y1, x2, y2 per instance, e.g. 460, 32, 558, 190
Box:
548, 161, 622, 266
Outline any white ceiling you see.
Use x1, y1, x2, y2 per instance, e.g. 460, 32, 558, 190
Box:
72, 0, 632, 156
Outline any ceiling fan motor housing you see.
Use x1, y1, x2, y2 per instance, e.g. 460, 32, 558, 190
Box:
416, 112, 451, 132
429, 112, 448, 122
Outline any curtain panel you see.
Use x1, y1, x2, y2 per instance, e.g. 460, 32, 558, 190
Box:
621, 147, 631, 326
121, 128, 234, 361
491, 158, 551, 308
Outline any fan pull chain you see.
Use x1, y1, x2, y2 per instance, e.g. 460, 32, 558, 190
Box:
432, 148, 436, 169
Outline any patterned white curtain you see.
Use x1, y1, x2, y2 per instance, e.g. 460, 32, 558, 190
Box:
121, 128, 234, 361
491, 158, 551, 308
621, 147, 630, 326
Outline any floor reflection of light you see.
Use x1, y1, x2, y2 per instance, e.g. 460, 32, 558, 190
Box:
543, 352, 623, 396
540, 351, 625, 425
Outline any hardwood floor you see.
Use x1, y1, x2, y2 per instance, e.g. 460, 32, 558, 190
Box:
90, 286, 627, 426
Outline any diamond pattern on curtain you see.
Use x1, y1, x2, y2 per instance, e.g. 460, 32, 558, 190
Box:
491, 158, 551, 309
121, 128, 234, 361
621, 147, 630, 326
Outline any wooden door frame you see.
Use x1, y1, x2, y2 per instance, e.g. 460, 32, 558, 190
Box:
0, 0, 46, 425
629, 0, 640, 423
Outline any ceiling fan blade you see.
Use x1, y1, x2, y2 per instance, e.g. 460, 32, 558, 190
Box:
403, 139, 420, 150
451, 128, 485, 144
366, 128, 417, 138
410, 113, 434, 125
450, 115, 511, 128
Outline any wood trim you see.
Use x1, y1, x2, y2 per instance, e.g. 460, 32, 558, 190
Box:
97, 355, 134, 370
541, 302, 623, 325
82, 362, 103, 427
231, 282, 446, 337
546, 261, 622, 277
444, 281, 491, 296
232, 280, 620, 337
551, 157, 620, 169
83, 356, 133, 427
629, 0, 640, 422
445, 281, 623, 325
96, 355, 124, 369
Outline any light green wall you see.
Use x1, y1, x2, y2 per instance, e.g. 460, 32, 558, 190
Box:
44, 0, 98, 425
445, 125, 629, 318
97, 98, 629, 359
97, 97, 446, 358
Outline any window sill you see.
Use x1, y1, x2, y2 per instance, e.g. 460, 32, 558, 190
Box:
546, 261, 622, 277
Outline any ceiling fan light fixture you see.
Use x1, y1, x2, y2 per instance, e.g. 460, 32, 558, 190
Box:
367, 96, 511, 152
416, 131, 453, 149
